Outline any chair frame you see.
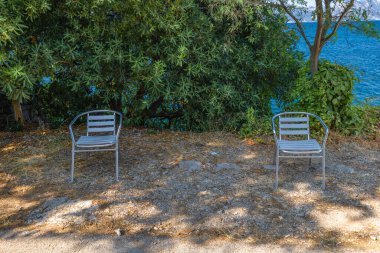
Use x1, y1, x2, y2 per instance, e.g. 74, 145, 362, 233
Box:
69, 110, 122, 182
272, 112, 329, 189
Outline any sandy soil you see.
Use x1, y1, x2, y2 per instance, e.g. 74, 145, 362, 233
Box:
0, 128, 379, 252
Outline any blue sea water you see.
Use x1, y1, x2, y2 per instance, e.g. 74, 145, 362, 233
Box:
290, 21, 380, 105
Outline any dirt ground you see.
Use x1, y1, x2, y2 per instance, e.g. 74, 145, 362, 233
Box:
0, 128, 379, 252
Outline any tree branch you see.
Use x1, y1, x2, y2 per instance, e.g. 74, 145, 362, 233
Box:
322, 0, 354, 47
146, 96, 164, 117
314, 0, 324, 49
278, 0, 312, 49
321, 0, 332, 39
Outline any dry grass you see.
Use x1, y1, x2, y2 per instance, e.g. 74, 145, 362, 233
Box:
0, 127, 379, 251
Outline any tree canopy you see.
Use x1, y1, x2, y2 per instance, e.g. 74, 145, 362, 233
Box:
0, 0, 301, 130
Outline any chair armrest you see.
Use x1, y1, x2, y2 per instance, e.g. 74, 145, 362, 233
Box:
115, 112, 122, 139
313, 114, 329, 148
271, 115, 279, 145
69, 112, 88, 143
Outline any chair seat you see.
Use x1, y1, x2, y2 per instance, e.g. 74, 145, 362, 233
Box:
76, 135, 116, 147
278, 139, 322, 153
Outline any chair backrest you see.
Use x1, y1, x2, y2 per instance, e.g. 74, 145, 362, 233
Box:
277, 113, 310, 140
87, 111, 116, 135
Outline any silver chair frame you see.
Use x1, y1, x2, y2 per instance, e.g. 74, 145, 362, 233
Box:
272, 112, 329, 189
69, 110, 122, 182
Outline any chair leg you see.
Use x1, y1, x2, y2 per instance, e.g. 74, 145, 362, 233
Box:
71, 147, 75, 183
322, 151, 326, 190
275, 148, 279, 189
115, 144, 119, 181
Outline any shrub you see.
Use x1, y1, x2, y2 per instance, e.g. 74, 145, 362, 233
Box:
285, 60, 379, 136
348, 101, 380, 136
239, 107, 272, 137
1, 0, 301, 131
287, 60, 356, 129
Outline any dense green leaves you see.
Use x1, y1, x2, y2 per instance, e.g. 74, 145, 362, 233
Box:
283, 60, 379, 135
1, 0, 301, 130
0, 0, 52, 102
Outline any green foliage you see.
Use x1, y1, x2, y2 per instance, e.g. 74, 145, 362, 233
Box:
1, 0, 301, 131
1, 0, 377, 137
6, 119, 23, 132
47, 116, 65, 129
0, 0, 52, 103
287, 60, 357, 129
239, 107, 272, 137
33, 81, 106, 127
347, 101, 380, 136
285, 60, 379, 135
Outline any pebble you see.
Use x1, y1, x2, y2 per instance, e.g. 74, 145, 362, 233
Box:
216, 163, 240, 171
263, 165, 276, 170
179, 160, 202, 173
332, 163, 355, 174
115, 228, 122, 236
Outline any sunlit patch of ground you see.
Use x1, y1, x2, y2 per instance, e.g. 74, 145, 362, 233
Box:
0, 128, 379, 251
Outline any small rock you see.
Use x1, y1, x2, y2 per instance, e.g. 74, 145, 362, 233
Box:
179, 160, 202, 173
153, 226, 159, 230
210, 151, 219, 156
262, 195, 271, 201
297, 211, 307, 218
333, 163, 355, 174
370, 235, 379, 241
263, 165, 276, 170
254, 219, 269, 230
88, 214, 97, 221
19, 231, 33, 236
115, 228, 123, 236
216, 163, 240, 171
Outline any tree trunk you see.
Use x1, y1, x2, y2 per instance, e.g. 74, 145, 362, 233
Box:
311, 0, 323, 76
12, 99, 24, 125
310, 46, 321, 75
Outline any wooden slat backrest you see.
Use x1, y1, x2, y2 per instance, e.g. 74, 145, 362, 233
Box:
279, 115, 309, 140
87, 113, 115, 135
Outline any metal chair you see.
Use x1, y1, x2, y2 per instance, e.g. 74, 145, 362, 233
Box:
69, 110, 122, 182
272, 112, 328, 189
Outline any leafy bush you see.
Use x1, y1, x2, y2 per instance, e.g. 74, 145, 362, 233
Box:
286, 60, 356, 129
1, 0, 301, 131
6, 119, 23, 132
239, 107, 272, 137
285, 60, 379, 135
348, 101, 380, 136
47, 116, 65, 129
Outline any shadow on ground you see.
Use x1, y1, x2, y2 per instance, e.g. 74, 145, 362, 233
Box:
0, 128, 379, 252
